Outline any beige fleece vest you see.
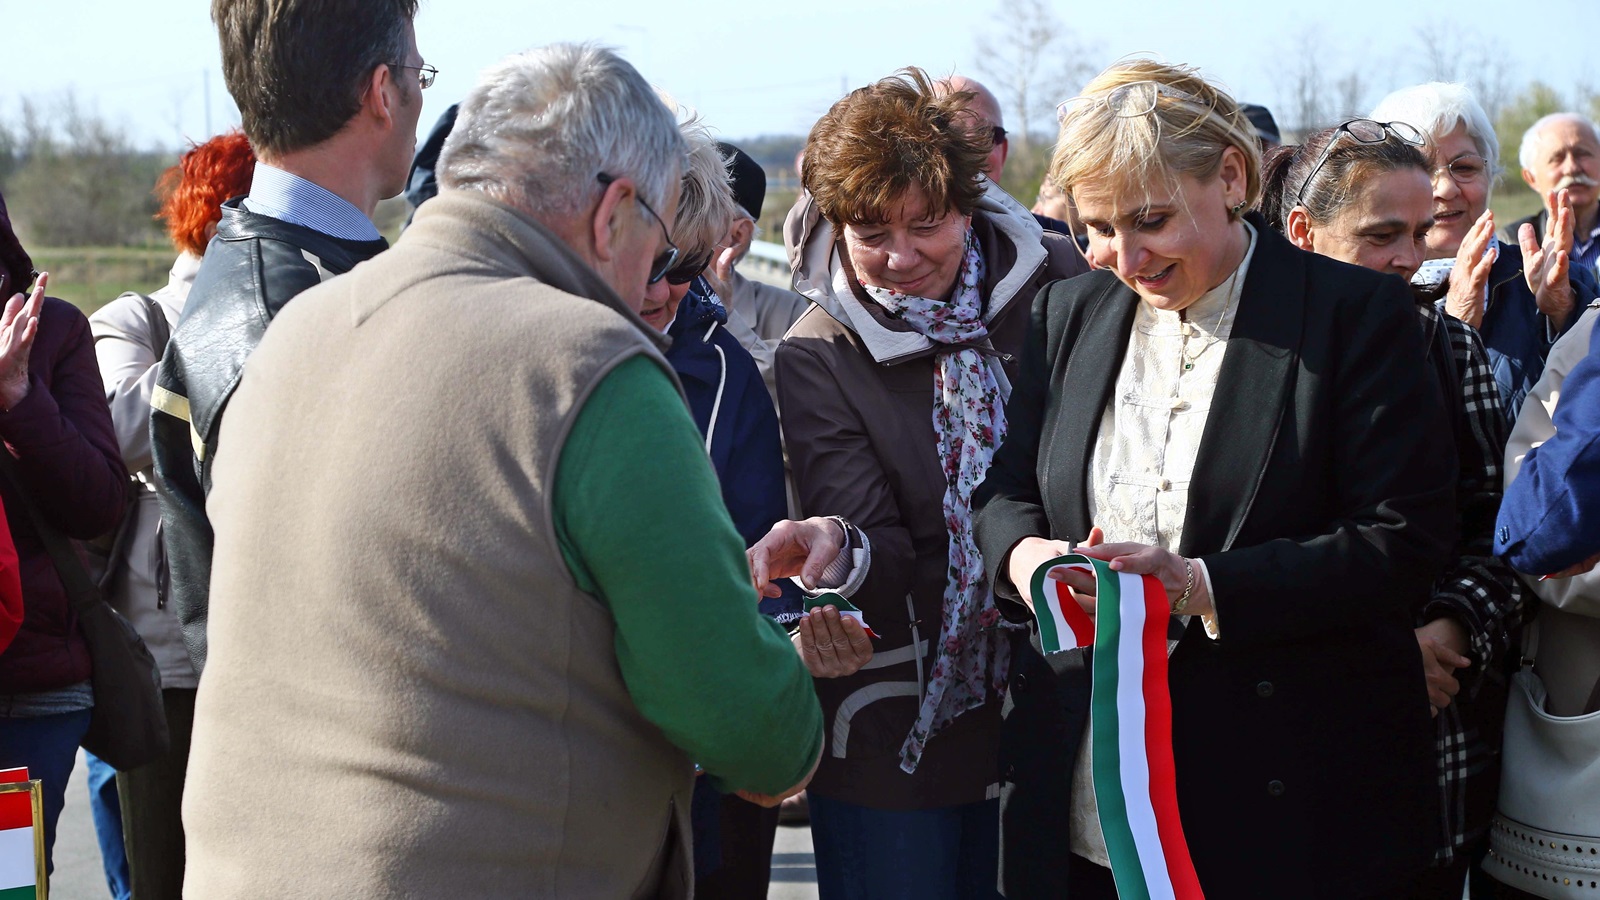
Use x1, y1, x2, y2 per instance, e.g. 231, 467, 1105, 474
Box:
184, 193, 693, 899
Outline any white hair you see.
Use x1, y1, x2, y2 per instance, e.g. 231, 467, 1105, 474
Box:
1519, 112, 1600, 172
660, 99, 738, 264
437, 43, 686, 221
1369, 82, 1501, 185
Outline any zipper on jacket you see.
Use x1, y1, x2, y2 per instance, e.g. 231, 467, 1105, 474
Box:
906, 593, 925, 699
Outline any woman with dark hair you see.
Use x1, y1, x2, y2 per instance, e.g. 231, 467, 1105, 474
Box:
0, 189, 129, 885
86, 129, 256, 900
972, 61, 1455, 898
1261, 121, 1524, 899
748, 67, 1086, 898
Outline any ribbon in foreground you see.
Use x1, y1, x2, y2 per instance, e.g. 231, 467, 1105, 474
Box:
1029, 554, 1204, 900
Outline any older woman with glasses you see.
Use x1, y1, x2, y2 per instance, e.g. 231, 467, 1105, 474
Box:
635, 107, 805, 899
1370, 83, 1600, 424
1262, 120, 1525, 899
748, 67, 1085, 899
972, 61, 1457, 898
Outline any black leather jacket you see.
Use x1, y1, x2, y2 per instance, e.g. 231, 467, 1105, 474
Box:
151, 199, 386, 673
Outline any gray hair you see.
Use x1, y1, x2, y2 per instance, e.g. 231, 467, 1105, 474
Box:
662, 101, 739, 265
437, 43, 686, 221
1519, 112, 1600, 172
1369, 83, 1501, 183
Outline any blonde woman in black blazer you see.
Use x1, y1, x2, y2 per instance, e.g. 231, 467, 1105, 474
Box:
972, 61, 1458, 899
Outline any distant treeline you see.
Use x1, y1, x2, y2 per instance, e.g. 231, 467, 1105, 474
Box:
5, 70, 1598, 254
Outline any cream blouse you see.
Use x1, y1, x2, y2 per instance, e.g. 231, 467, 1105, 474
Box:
1069, 221, 1257, 866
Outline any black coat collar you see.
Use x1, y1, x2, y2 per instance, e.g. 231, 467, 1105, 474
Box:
1053, 214, 1303, 556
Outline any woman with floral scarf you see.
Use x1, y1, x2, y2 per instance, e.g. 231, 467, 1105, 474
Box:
748, 68, 1086, 899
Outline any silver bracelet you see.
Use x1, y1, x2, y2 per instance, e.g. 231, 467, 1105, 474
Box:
1172, 557, 1195, 615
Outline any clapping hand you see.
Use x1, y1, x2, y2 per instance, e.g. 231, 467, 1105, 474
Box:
1521, 188, 1576, 331
0, 272, 45, 411
1444, 212, 1497, 328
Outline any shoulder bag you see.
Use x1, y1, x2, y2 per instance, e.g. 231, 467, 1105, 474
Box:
1484, 611, 1600, 896
0, 452, 168, 771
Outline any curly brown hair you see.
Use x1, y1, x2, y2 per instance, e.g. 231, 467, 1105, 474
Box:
803, 68, 990, 227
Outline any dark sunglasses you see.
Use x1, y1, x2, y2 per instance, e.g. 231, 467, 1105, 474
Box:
597, 172, 679, 285
662, 252, 711, 286
991, 125, 1007, 146
1296, 118, 1425, 206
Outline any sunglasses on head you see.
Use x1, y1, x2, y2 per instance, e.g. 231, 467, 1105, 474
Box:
1296, 119, 1425, 206
596, 172, 679, 285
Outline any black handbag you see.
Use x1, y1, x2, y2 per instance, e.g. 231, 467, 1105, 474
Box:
0, 452, 169, 771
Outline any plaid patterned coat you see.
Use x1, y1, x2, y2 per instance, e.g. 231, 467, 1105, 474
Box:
1419, 301, 1526, 865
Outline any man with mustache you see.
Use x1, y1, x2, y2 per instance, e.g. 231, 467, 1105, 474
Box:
1370, 84, 1599, 426
1512, 113, 1600, 279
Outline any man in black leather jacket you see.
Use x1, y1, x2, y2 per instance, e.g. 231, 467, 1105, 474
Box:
152, 0, 426, 673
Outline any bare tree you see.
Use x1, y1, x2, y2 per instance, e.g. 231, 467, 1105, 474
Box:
1333, 72, 1368, 123
1413, 23, 1515, 120
972, 0, 1097, 154
3, 93, 168, 247
1274, 28, 1375, 140
1278, 33, 1331, 140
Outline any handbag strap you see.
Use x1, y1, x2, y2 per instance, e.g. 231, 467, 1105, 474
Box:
0, 450, 104, 616
1521, 609, 1540, 668
140, 293, 172, 361
1519, 604, 1600, 713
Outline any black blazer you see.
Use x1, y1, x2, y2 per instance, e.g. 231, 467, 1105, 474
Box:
973, 217, 1458, 898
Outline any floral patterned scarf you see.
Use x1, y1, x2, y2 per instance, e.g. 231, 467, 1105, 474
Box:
860, 229, 1011, 773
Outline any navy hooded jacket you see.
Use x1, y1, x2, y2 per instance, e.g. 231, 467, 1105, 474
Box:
1479, 239, 1600, 426
665, 280, 795, 621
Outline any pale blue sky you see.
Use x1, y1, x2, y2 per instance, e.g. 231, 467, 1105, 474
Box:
5, 0, 1592, 150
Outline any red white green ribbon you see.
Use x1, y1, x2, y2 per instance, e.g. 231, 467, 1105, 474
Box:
805, 591, 878, 638
1030, 554, 1205, 900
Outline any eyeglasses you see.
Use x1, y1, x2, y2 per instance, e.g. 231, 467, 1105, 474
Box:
1057, 79, 1211, 124
1295, 118, 1425, 206
597, 172, 679, 285
662, 251, 711, 286
990, 126, 1007, 146
389, 63, 438, 90
1434, 154, 1490, 187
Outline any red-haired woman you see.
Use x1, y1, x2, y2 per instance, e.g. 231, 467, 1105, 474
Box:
86, 130, 255, 899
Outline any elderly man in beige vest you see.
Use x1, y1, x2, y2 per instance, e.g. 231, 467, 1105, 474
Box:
182, 44, 824, 899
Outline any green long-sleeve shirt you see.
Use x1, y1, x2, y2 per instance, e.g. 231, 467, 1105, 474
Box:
553, 355, 822, 795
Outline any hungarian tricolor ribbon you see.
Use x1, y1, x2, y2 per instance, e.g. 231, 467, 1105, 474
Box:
805, 591, 878, 638
1030, 554, 1205, 900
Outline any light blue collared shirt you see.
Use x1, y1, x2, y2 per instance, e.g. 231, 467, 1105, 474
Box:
242, 163, 382, 242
